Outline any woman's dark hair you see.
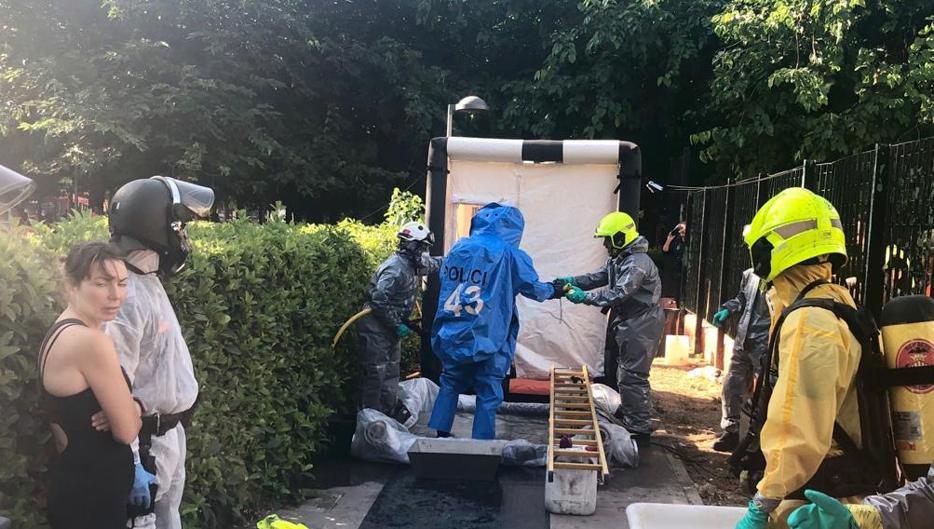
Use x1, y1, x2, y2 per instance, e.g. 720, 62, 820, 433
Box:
63, 241, 126, 285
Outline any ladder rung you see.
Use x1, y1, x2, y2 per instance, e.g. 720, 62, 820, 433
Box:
554, 403, 590, 409
554, 427, 595, 435
554, 396, 589, 401
554, 438, 598, 446
554, 370, 585, 375
553, 449, 598, 458
554, 462, 602, 471
555, 418, 592, 425
553, 410, 591, 417
554, 383, 585, 387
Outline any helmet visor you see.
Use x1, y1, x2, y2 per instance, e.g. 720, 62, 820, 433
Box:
0, 165, 36, 214
152, 177, 215, 220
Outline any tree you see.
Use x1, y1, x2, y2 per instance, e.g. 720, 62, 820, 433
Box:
694, 0, 934, 176
0, 1, 450, 219
505, 0, 727, 163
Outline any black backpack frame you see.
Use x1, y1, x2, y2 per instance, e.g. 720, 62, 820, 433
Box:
729, 280, 904, 498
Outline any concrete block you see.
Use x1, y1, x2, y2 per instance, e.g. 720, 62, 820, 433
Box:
545, 467, 598, 515
407, 438, 508, 481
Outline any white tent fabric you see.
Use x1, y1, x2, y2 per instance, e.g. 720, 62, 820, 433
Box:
444, 159, 618, 378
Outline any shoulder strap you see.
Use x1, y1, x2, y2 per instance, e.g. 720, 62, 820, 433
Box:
880, 365, 934, 387
796, 278, 830, 302
37, 318, 87, 392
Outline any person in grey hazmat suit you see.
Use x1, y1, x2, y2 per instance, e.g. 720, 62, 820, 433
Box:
560, 211, 665, 442
711, 267, 770, 452
105, 176, 214, 529
786, 460, 934, 528
357, 221, 441, 426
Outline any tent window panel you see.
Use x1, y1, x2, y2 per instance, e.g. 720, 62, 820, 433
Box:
455, 203, 483, 240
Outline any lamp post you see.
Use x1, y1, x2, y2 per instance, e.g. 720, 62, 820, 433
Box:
446, 95, 489, 137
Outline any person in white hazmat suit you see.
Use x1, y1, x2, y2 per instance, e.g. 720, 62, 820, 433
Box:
105, 176, 214, 529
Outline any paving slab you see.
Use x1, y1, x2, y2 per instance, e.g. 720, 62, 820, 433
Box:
274, 460, 396, 529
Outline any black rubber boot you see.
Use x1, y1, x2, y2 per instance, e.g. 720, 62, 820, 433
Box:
713, 430, 739, 452
632, 432, 651, 448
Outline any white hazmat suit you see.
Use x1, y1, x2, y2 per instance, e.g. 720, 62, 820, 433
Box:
107, 250, 196, 529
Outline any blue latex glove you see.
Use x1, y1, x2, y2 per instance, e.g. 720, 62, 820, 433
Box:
396, 323, 412, 338
734, 501, 769, 529
788, 490, 859, 529
566, 286, 587, 304
130, 462, 156, 508
712, 308, 730, 328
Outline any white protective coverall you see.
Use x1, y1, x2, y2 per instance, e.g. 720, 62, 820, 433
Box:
106, 250, 196, 529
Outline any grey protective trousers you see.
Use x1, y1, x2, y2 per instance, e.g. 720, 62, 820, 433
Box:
356, 314, 401, 414
609, 304, 666, 435
720, 333, 767, 433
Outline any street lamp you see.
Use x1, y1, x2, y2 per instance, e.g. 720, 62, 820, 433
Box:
446, 95, 489, 137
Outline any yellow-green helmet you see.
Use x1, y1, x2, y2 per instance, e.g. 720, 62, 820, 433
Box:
744, 187, 847, 282
594, 211, 639, 251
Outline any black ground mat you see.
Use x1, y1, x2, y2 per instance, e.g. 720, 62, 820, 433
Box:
358, 466, 549, 529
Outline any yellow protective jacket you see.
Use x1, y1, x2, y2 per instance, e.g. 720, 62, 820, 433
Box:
757, 262, 863, 505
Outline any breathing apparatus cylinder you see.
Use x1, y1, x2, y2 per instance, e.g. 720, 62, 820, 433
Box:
880, 295, 934, 480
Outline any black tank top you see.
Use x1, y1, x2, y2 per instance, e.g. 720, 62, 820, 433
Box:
38, 319, 133, 471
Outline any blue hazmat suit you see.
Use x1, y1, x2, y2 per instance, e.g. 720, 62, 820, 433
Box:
427, 204, 557, 439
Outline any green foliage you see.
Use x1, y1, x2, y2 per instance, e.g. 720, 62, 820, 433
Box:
695, 0, 934, 176
0, 0, 444, 219
2, 0, 933, 210
510, 0, 726, 155
383, 187, 426, 227
0, 224, 59, 529
0, 213, 401, 529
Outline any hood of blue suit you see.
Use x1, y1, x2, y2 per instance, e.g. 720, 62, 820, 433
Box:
470, 203, 524, 247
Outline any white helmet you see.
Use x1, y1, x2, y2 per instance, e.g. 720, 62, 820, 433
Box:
397, 221, 434, 246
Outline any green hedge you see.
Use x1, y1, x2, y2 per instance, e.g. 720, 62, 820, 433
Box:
0, 212, 404, 528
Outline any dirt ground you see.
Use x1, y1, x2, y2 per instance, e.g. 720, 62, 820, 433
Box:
649, 362, 750, 506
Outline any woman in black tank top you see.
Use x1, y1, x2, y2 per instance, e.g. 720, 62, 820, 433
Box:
38, 242, 141, 529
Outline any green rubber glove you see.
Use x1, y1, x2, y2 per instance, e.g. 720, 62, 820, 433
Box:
787, 490, 860, 529
558, 276, 575, 287
712, 308, 730, 328
734, 501, 769, 529
566, 286, 587, 304
396, 323, 412, 338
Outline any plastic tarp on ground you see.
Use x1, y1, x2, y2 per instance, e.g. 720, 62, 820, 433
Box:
443, 152, 618, 378
351, 379, 638, 469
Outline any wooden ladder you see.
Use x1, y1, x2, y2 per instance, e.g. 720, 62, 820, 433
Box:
547, 365, 610, 483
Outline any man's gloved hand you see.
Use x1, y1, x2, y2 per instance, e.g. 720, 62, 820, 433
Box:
712, 308, 730, 328
787, 490, 861, 529
130, 462, 157, 508
396, 323, 412, 338
566, 286, 587, 304
557, 276, 575, 287
549, 279, 567, 299
734, 501, 770, 529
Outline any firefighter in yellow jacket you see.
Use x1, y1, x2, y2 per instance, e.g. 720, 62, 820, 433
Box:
735, 188, 867, 529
